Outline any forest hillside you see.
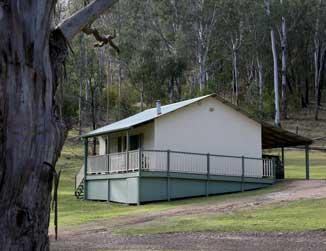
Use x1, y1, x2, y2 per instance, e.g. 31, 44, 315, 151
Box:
55, 0, 326, 138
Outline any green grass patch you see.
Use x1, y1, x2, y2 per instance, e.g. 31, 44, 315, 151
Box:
52, 133, 284, 228
265, 149, 326, 179
116, 198, 326, 235
284, 150, 326, 179
53, 134, 326, 233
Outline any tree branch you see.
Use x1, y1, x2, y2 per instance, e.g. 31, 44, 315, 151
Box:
82, 26, 119, 52
57, 0, 119, 41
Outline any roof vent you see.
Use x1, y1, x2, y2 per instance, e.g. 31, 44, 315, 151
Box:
156, 100, 162, 115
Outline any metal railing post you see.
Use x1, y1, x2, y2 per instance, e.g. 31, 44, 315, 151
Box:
107, 134, 110, 174
126, 152, 129, 172
305, 145, 310, 180
206, 153, 210, 197
138, 148, 142, 205
126, 130, 129, 171
84, 138, 88, 200
138, 148, 142, 173
241, 156, 245, 192
107, 154, 110, 173
273, 158, 277, 183
167, 150, 170, 201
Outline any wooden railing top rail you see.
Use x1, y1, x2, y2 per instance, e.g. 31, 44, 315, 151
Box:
76, 149, 276, 194
87, 149, 276, 162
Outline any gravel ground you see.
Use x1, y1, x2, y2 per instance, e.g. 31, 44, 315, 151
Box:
51, 180, 326, 251
52, 231, 326, 251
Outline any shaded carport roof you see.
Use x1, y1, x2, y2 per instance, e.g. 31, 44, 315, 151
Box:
262, 122, 313, 149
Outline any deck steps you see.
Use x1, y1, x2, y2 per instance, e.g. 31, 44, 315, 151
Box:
75, 178, 85, 199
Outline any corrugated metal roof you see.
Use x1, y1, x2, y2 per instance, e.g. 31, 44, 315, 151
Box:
82, 94, 213, 138
82, 93, 313, 148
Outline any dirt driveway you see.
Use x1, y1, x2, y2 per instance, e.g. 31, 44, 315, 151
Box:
51, 180, 326, 251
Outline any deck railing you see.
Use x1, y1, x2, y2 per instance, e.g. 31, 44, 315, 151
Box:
142, 150, 167, 171
85, 149, 275, 179
109, 152, 126, 173
88, 155, 108, 174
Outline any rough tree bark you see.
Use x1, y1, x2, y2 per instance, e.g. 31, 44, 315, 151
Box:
0, 0, 118, 249
0, 2, 66, 249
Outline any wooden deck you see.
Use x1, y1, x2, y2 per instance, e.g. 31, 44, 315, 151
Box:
75, 149, 277, 202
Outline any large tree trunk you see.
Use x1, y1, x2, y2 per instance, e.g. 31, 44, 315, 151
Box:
265, 0, 281, 127
0, 0, 119, 249
280, 14, 287, 119
0, 1, 66, 249
271, 29, 281, 127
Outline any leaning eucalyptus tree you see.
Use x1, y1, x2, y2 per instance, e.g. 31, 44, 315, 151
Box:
0, 0, 119, 249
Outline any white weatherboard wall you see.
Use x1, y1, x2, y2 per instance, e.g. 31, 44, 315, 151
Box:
154, 97, 263, 177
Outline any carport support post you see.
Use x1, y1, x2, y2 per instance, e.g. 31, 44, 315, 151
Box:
167, 150, 170, 201
84, 138, 88, 200
206, 153, 210, 197
273, 158, 277, 183
305, 145, 310, 180
241, 156, 245, 192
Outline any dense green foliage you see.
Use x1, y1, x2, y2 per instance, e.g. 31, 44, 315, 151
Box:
57, 0, 326, 130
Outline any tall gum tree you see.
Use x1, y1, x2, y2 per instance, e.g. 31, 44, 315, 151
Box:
0, 0, 118, 249
264, 0, 281, 127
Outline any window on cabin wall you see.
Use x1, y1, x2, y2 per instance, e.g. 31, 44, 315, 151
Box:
130, 135, 140, 150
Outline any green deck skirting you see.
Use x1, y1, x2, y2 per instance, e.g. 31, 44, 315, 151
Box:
85, 171, 274, 204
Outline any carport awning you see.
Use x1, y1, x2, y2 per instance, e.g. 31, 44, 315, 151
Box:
262, 123, 313, 149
